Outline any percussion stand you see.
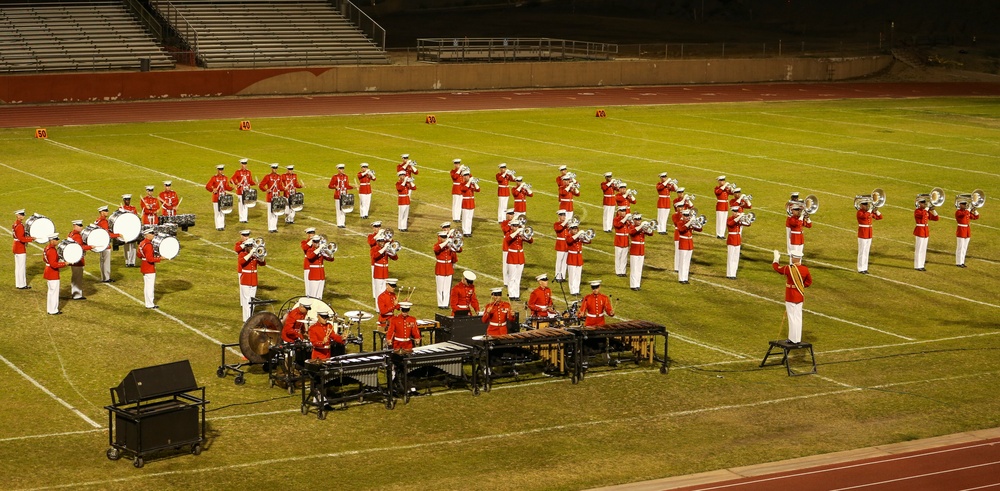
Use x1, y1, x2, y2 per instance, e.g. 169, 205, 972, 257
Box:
216, 342, 255, 386
760, 339, 816, 376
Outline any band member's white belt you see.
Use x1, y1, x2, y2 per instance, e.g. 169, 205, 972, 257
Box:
436, 259, 449, 263
489, 322, 504, 327
859, 225, 871, 228
615, 233, 627, 237
556, 237, 566, 241
509, 248, 522, 253
717, 199, 727, 203
728, 232, 740, 235
241, 269, 256, 273
456, 304, 469, 309
568, 251, 580, 254
916, 224, 927, 227
374, 263, 388, 268
586, 313, 601, 317
790, 231, 802, 234
958, 224, 969, 227
398, 194, 408, 198
559, 199, 572, 202
309, 265, 324, 268
514, 199, 525, 203
393, 337, 411, 342
659, 194, 670, 198
630, 241, 644, 245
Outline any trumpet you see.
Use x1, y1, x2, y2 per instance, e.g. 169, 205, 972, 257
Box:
404, 176, 415, 187
738, 193, 753, 208
504, 168, 516, 179
609, 178, 623, 189
457, 164, 470, 176
405, 160, 417, 172
683, 193, 695, 208
685, 214, 707, 230
643, 219, 658, 233
723, 181, 737, 193
736, 211, 756, 226
468, 176, 480, 187
665, 177, 679, 190
625, 188, 637, 199
517, 182, 533, 194
364, 168, 376, 179
380, 228, 395, 242
578, 228, 596, 243
447, 235, 464, 252
569, 181, 581, 192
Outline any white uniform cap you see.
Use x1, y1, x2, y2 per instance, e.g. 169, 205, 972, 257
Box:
397, 171, 406, 176
438, 231, 448, 237
242, 238, 255, 247
617, 206, 628, 211
49, 233, 60, 241
286, 165, 294, 170
632, 214, 642, 220
557, 210, 566, 215
506, 208, 515, 214
535, 274, 548, 281
498, 163, 507, 168
589, 280, 602, 288
304, 227, 316, 234
659, 172, 667, 178
98, 205, 109, 212
163, 181, 172, 186
558, 165, 567, 171
337, 164, 345, 169
122, 194, 132, 199
299, 298, 313, 307
239, 158, 248, 164
717, 175, 726, 180
490, 287, 504, 295
462, 171, 471, 176
216, 164, 225, 170
240, 229, 251, 235
402, 154, 410, 159
371, 221, 382, 227
618, 183, 627, 188
399, 301, 412, 309
270, 163, 279, 168
562, 175, 571, 180
463, 271, 477, 281
440, 222, 451, 228
453, 159, 462, 164
604, 172, 613, 177
311, 236, 320, 242
790, 252, 803, 259
71, 220, 83, 226
733, 187, 741, 193
14, 209, 25, 215
142, 225, 155, 234
515, 176, 523, 181
677, 187, 686, 192
361, 163, 369, 167
387, 278, 399, 286
145, 185, 154, 191
682, 209, 691, 216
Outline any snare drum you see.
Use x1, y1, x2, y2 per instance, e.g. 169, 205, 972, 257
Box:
339, 193, 355, 214
81, 224, 111, 253
242, 188, 258, 208
25, 214, 55, 244
108, 210, 141, 243
271, 196, 288, 216
56, 239, 84, 264
289, 192, 305, 212
151, 233, 180, 260
218, 193, 234, 214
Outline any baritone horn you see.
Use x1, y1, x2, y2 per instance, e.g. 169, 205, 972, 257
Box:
916, 187, 945, 208
385, 240, 401, 256
250, 238, 267, 261
737, 211, 756, 226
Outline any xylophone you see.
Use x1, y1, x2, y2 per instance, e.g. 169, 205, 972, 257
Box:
301, 352, 392, 419
393, 341, 479, 403
479, 327, 580, 391
569, 320, 668, 377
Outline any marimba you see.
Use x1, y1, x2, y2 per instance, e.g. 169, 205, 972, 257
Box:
479, 327, 580, 391
569, 320, 669, 378
394, 341, 479, 403
301, 352, 392, 419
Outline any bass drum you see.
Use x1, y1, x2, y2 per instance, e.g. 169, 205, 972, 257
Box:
57, 239, 84, 264
109, 210, 141, 243
289, 192, 304, 212
81, 224, 110, 253
242, 188, 258, 208
271, 196, 288, 216
238, 312, 283, 364
219, 193, 234, 214
25, 214, 55, 244
339, 193, 355, 214
152, 233, 180, 260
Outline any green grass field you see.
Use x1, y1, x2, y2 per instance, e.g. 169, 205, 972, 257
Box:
1, 96, 998, 490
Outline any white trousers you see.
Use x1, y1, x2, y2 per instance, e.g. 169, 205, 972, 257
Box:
14, 253, 27, 288
554, 251, 568, 281
673, 241, 680, 272
143, 273, 156, 308
71, 265, 84, 298
213, 201, 225, 229
47, 279, 60, 314
914, 237, 928, 269
502, 251, 509, 283
436, 275, 452, 308
567, 265, 582, 295
99, 249, 112, 281
372, 276, 386, 301
123, 242, 136, 266
306, 279, 325, 299
564, 211, 574, 223
240, 284, 256, 322
785, 301, 803, 343
399, 205, 410, 230
452, 194, 462, 221
715, 210, 727, 237
678, 249, 693, 282
602, 205, 615, 232
726, 244, 741, 278
657, 208, 669, 233
359, 193, 371, 218
857, 238, 872, 272
956, 237, 970, 265
238, 198, 249, 222
614, 246, 628, 275
266, 201, 278, 231
497, 196, 509, 222
629, 255, 644, 288
335, 199, 346, 227
461, 209, 474, 235
284, 203, 296, 223
788, 244, 804, 257
507, 263, 524, 299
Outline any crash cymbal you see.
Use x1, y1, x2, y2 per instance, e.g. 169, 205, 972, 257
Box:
343, 310, 374, 321
253, 328, 280, 333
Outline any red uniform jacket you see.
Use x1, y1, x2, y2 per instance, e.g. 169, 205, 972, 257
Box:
528, 287, 553, 317
328, 173, 353, 199
159, 190, 179, 216
673, 195, 692, 210
450, 282, 479, 315
371, 243, 396, 279
397, 161, 418, 177
396, 180, 415, 206
281, 172, 302, 198
558, 185, 579, 212
500, 220, 511, 253
461, 180, 479, 209
786, 216, 811, 245
482, 301, 514, 336
12, 219, 33, 254
387, 314, 421, 350
613, 215, 629, 248
309, 322, 344, 360
238, 251, 264, 286
601, 181, 617, 206
304, 247, 327, 281
511, 184, 532, 213
628, 223, 652, 256
367, 232, 379, 248
553, 220, 569, 252
729, 195, 751, 212
773, 262, 812, 304
205, 174, 233, 203
138, 238, 160, 274
579, 293, 613, 327
615, 192, 635, 212
672, 211, 683, 242
68, 229, 93, 267
505, 230, 532, 265
43, 243, 67, 280
726, 216, 743, 247
913, 208, 938, 238
556, 173, 567, 189
714, 185, 730, 212
259, 172, 282, 201
857, 210, 882, 239
434, 240, 459, 276
357, 170, 374, 195
678, 220, 700, 251
450, 169, 463, 195
95, 215, 122, 241
955, 209, 978, 238
377, 290, 399, 327
566, 232, 584, 266
281, 308, 307, 343
231, 168, 256, 195
496, 172, 512, 197
656, 181, 675, 209
140, 196, 160, 225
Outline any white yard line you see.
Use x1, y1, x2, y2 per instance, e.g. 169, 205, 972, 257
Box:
0, 354, 102, 429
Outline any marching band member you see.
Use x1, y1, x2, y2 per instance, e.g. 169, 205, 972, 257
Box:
235, 229, 252, 253
528, 274, 556, 318
258, 163, 282, 233
281, 299, 310, 343
786, 204, 811, 257
615, 182, 635, 213
398, 153, 418, 178
12, 210, 34, 289
377, 278, 400, 330
729, 187, 750, 213
627, 214, 653, 291
655, 173, 676, 234
94, 206, 119, 282
367, 221, 381, 248
555, 165, 569, 189
159, 181, 179, 217
612, 207, 630, 277
138, 226, 160, 309
205, 165, 233, 231
232, 159, 256, 223
281, 165, 303, 224
671, 201, 684, 272
600, 172, 616, 232
553, 210, 569, 283
299, 226, 315, 280
43, 233, 65, 315
309, 311, 344, 360
856, 199, 882, 274
496, 163, 513, 222
395, 171, 415, 232
371, 232, 397, 300
450, 159, 464, 222
387, 301, 421, 351
677, 209, 701, 284
726, 206, 748, 279
434, 230, 461, 309
499, 210, 514, 283
578, 280, 613, 327
140, 186, 160, 226
714, 176, 730, 238
328, 164, 354, 228
566, 223, 586, 296
450, 270, 479, 316
304, 235, 328, 299
482, 288, 515, 336
68, 220, 93, 300
955, 199, 979, 268
511, 176, 532, 215
237, 238, 265, 322
673, 187, 691, 211
120, 195, 139, 267
505, 216, 533, 301
558, 174, 580, 222
772, 250, 812, 344
357, 163, 375, 219
460, 171, 480, 236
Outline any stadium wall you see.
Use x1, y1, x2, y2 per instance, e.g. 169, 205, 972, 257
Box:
0, 56, 891, 104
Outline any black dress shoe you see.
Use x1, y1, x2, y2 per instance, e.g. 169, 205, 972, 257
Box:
679, 280, 690, 284
630, 287, 640, 291
17, 286, 32, 290
72, 296, 86, 300
338, 225, 345, 228
148, 305, 159, 309
49, 311, 63, 315
216, 228, 224, 231
916, 268, 926, 271
463, 234, 472, 237
269, 230, 277, 233
102, 279, 116, 283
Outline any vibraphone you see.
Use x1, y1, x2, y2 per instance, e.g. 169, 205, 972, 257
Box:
480, 328, 580, 391
300, 352, 392, 419
394, 341, 479, 403
570, 320, 669, 378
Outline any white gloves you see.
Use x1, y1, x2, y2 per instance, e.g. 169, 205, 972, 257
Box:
772, 250, 781, 263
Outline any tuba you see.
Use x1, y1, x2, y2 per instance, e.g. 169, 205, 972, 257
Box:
802, 194, 819, 218
956, 189, 985, 210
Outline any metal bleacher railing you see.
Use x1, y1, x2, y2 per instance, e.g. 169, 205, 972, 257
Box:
416, 38, 617, 63
336, 0, 385, 50
148, 0, 200, 58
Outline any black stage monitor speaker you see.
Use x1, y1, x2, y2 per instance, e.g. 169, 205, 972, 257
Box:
114, 360, 198, 405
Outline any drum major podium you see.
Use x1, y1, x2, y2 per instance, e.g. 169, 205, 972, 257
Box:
760, 339, 817, 376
